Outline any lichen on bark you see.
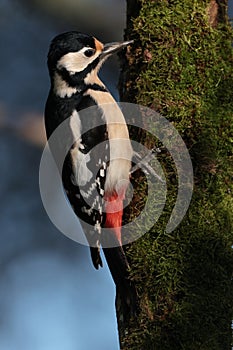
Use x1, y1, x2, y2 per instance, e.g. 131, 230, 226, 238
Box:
118, 1, 233, 349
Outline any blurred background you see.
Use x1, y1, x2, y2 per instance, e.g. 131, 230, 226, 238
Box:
1, 1, 233, 350
0, 0, 126, 349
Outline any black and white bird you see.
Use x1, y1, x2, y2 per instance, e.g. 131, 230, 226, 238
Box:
45, 31, 136, 311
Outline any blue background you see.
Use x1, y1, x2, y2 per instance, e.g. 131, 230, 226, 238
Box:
0, 1, 232, 349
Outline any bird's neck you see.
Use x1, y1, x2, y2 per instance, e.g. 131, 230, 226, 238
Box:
53, 72, 80, 98
52, 70, 107, 98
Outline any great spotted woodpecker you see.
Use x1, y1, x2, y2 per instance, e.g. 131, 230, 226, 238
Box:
45, 31, 136, 311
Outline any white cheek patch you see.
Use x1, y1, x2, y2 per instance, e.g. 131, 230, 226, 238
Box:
57, 48, 100, 74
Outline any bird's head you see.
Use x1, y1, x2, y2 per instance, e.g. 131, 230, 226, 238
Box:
47, 31, 133, 94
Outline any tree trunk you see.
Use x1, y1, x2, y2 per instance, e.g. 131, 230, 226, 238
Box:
117, 1, 233, 349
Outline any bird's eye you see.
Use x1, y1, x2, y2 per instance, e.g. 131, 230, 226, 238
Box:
84, 49, 95, 57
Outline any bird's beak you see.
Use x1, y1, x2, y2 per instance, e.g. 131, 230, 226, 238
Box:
100, 40, 134, 58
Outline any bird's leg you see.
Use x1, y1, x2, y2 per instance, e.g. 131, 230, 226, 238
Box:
131, 148, 165, 183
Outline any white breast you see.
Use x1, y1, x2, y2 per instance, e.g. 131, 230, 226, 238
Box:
85, 89, 133, 195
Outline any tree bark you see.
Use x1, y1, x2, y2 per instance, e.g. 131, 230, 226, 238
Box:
117, 1, 233, 349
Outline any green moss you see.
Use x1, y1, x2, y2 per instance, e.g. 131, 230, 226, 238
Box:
120, 0, 233, 349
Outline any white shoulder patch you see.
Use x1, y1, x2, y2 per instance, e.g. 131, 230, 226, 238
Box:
69, 109, 82, 142
70, 147, 93, 186
69, 110, 93, 186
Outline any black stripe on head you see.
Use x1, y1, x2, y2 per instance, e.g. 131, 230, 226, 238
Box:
70, 55, 101, 82
56, 63, 105, 93
55, 54, 104, 92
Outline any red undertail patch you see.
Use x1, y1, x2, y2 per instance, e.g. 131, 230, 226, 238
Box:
104, 191, 125, 245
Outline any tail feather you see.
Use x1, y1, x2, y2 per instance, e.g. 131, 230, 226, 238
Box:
102, 234, 138, 317
90, 247, 103, 269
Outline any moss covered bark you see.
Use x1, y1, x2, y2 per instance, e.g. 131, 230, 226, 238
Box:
118, 1, 233, 349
